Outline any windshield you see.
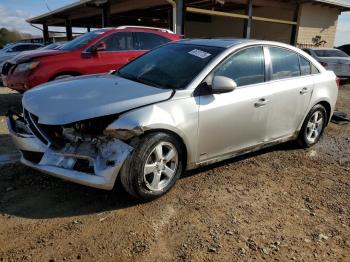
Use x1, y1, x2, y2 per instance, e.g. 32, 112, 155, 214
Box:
60, 30, 108, 51
314, 49, 349, 58
117, 43, 224, 89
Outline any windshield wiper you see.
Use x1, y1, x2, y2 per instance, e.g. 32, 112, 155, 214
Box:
136, 76, 164, 89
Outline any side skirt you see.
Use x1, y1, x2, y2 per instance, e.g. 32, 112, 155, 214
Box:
190, 134, 297, 169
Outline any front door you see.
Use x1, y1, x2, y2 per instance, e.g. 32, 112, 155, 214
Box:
197, 46, 270, 162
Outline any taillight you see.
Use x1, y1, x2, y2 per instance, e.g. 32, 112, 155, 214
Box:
336, 77, 341, 88
320, 61, 328, 67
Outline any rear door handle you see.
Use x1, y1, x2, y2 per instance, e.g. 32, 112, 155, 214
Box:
254, 98, 269, 107
300, 87, 309, 94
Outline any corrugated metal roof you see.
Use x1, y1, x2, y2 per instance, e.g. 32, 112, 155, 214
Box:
27, 0, 350, 25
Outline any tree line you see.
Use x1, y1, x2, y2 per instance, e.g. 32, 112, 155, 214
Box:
0, 28, 34, 49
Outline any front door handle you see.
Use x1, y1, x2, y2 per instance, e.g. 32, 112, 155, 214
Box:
254, 98, 269, 108
300, 87, 309, 94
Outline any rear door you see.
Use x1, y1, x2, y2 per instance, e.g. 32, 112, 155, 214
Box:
263, 47, 314, 141
133, 32, 171, 51
84, 32, 144, 74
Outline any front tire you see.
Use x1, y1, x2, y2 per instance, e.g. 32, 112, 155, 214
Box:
120, 132, 183, 200
297, 104, 327, 147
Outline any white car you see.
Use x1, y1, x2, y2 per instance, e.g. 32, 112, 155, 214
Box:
303, 48, 350, 78
7, 39, 339, 200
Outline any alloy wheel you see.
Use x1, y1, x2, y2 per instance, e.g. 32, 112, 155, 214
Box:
143, 142, 179, 191
306, 110, 324, 144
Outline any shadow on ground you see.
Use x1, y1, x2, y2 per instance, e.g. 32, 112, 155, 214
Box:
0, 134, 17, 155
0, 91, 22, 116
0, 140, 300, 220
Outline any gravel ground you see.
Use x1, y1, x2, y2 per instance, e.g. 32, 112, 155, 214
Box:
0, 84, 349, 261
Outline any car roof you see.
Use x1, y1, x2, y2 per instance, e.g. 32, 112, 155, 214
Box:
14, 42, 42, 46
177, 38, 255, 48
307, 48, 339, 51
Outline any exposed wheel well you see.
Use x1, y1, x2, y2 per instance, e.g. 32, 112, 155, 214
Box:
317, 101, 331, 124
50, 71, 81, 81
143, 129, 188, 170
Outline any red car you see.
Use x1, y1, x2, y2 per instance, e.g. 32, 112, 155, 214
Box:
2, 26, 180, 92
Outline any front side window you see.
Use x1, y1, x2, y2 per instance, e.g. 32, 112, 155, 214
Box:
269, 47, 300, 80
135, 32, 170, 50
299, 56, 311, 76
214, 46, 265, 87
103, 32, 134, 51
118, 43, 224, 89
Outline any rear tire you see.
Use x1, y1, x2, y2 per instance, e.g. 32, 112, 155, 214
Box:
297, 104, 327, 147
119, 132, 183, 200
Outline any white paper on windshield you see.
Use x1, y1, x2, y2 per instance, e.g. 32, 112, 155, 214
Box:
188, 49, 212, 59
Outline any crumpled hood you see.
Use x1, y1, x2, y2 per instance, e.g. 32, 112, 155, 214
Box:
8, 50, 64, 64
23, 74, 173, 125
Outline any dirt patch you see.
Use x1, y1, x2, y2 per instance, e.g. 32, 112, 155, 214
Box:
0, 86, 349, 261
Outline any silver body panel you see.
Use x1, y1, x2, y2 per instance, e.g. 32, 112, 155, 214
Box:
23, 74, 173, 125
319, 57, 350, 77
8, 39, 338, 189
304, 48, 350, 77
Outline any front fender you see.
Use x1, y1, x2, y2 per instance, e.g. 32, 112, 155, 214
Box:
105, 98, 199, 169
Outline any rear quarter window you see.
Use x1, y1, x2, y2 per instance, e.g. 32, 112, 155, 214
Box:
299, 56, 311, 76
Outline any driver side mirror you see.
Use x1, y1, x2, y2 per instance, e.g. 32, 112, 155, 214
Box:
92, 42, 106, 53
211, 76, 237, 94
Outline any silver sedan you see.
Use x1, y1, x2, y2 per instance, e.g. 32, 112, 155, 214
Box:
7, 39, 338, 200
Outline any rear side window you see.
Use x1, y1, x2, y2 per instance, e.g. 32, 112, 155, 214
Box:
135, 32, 170, 50
299, 56, 311, 76
314, 49, 348, 58
214, 46, 265, 87
269, 47, 300, 80
104, 32, 133, 51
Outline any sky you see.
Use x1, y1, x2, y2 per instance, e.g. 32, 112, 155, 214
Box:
0, 0, 350, 46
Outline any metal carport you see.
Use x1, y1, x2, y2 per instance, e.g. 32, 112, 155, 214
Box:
27, 0, 350, 46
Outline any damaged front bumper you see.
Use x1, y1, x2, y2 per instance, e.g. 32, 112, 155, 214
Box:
6, 112, 133, 190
